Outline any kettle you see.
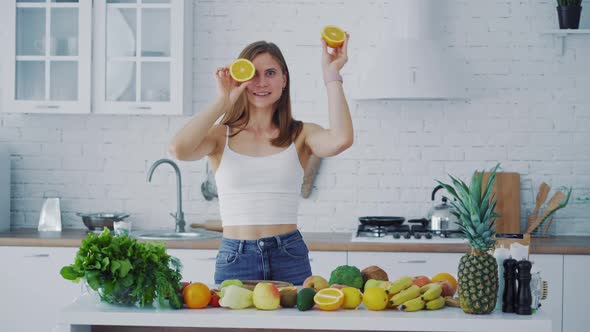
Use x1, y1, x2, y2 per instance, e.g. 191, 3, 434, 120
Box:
427, 185, 460, 233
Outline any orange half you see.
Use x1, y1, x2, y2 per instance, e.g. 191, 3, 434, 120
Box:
321, 25, 346, 48
229, 58, 256, 82
313, 288, 344, 311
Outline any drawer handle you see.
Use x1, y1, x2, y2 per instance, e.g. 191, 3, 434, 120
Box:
133, 106, 152, 110
398, 260, 427, 264
24, 254, 50, 258
36, 105, 60, 109
192, 257, 217, 261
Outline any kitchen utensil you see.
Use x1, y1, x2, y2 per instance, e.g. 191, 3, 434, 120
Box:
540, 187, 572, 236
190, 220, 223, 232
424, 185, 460, 233
358, 216, 405, 227
301, 155, 322, 198
200, 160, 218, 201
526, 182, 550, 233
525, 191, 565, 234
481, 172, 521, 234
38, 197, 62, 232
77, 212, 130, 232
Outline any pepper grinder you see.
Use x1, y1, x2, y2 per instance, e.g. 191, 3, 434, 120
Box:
516, 259, 533, 315
502, 258, 517, 313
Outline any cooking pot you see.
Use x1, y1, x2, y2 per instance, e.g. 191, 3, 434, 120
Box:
77, 212, 130, 231
409, 185, 460, 233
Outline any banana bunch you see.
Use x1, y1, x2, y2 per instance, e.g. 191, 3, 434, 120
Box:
397, 283, 446, 312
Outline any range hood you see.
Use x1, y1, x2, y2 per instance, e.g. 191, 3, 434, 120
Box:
354, 0, 464, 100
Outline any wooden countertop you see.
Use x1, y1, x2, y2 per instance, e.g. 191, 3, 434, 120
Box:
0, 228, 589, 254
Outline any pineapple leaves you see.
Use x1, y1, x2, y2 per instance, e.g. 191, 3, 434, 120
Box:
436, 163, 501, 252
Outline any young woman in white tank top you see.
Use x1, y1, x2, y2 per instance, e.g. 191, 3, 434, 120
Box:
169, 37, 353, 285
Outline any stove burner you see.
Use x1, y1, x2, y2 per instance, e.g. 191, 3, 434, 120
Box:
355, 217, 464, 241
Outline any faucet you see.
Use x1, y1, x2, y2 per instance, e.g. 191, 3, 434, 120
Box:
147, 158, 185, 233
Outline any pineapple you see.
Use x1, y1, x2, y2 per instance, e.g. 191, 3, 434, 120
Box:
437, 164, 500, 314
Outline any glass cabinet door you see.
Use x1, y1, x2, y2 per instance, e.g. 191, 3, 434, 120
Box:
95, 0, 189, 115
4, 0, 91, 113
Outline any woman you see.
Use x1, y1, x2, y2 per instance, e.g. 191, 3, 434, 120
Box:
169, 36, 353, 285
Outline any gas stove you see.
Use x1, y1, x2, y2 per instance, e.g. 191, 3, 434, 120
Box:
351, 220, 467, 244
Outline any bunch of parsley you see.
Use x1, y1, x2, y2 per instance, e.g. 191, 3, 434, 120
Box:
60, 229, 183, 309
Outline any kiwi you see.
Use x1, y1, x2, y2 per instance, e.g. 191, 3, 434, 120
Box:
279, 286, 298, 308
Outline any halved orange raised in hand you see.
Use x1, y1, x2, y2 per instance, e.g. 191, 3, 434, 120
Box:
229, 58, 255, 82
321, 25, 346, 48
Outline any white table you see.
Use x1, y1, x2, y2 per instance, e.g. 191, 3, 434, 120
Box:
57, 293, 552, 332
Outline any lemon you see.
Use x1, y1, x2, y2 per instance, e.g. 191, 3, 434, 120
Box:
362, 287, 388, 311
321, 25, 346, 48
313, 288, 344, 311
229, 58, 255, 82
341, 287, 362, 309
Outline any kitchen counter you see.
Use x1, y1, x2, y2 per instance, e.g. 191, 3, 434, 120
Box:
1, 228, 590, 254
57, 293, 551, 332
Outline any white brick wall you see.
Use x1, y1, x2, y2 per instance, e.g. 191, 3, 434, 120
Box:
1, 0, 589, 234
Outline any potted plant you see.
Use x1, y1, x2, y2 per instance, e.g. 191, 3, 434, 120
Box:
557, 0, 583, 29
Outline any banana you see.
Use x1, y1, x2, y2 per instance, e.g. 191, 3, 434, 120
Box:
425, 296, 446, 310
421, 283, 442, 301
444, 296, 461, 307
386, 276, 413, 296
399, 297, 425, 312
391, 284, 421, 306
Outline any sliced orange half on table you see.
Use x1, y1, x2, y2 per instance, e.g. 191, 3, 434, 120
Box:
229, 58, 256, 82
321, 25, 346, 48
313, 287, 344, 311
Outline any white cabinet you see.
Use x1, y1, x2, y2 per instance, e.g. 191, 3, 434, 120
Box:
563, 255, 590, 332
348, 251, 463, 280
93, 0, 193, 115
1, 0, 193, 115
168, 249, 218, 285
530, 254, 563, 332
2, 0, 92, 113
309, 251, 347, 278
0, 246, 82, 332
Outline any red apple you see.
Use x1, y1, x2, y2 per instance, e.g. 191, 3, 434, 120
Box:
412, 276, 431, 288
302, 275, 329, 291
437, 280, 456, 297
177, 281, 191, 295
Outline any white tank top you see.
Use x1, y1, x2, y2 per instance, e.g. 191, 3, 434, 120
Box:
215, 126, 304, 226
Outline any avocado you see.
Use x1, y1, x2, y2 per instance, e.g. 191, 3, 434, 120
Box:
296, 288, 316, 311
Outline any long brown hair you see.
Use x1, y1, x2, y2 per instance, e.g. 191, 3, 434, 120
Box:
220, 41, 303, 147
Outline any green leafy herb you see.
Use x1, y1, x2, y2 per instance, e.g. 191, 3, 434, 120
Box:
60, 228, 183, 309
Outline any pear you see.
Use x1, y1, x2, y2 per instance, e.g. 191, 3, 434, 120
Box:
218, 285, 253, 309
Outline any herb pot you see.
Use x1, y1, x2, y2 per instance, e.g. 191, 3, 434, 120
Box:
557, 5, 582, 29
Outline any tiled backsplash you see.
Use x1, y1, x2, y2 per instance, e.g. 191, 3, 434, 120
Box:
1, 0, 589, 234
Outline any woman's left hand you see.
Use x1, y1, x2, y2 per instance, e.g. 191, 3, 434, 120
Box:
321, 32, 349, 76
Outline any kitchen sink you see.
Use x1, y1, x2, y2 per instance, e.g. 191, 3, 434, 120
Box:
132, 229, 221, 241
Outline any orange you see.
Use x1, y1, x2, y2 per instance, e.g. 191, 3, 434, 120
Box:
431, 272, 458, 291
229, 58, 255, 82
321, 25, 346, 48
183, 282, 211, 309
313, 288, 344, 311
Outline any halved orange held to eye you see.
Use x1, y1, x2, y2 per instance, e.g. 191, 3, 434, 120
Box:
321, 25, 346, 48
229, 58, 256, 82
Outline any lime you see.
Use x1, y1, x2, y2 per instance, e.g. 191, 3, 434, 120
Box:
296, 288, 316, 311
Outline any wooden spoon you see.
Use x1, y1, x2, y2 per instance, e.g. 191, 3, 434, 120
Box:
525, 191, 565, 234
525, 182, 550, 232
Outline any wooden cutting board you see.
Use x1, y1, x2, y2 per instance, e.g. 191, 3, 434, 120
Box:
481, 172, 521, 234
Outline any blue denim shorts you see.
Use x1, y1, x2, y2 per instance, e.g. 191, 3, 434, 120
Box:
214, 229, 312, 285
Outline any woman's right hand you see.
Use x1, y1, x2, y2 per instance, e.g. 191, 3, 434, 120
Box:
215, 67, 251, 109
